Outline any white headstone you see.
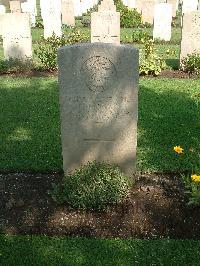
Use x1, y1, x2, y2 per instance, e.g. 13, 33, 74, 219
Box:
21, 0, 36, 27
62, 0, 75, 26
58, 43, 139, 176
1, 13, 32, 60
91, 11, 120, 44
167, 0, 177, 17
9, 0, 21, 13
180, 11, 200, 63
0, 5, 6, 14
141, 0, 155, 24
42, 0, 62, 38
0, 6, 6, 36
74, 0, 82, 16
98, 0, 116, 11
153, 3, 172, 41
128, 0, 136, 9
182, 0, 198, 14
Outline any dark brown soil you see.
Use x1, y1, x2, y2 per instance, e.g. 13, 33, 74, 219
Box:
0, 172, 199, 239
0, 69, 199, 79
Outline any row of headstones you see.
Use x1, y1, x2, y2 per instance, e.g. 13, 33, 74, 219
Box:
0, 0, 200, 62
140, 0, 200, 25
58, 0, 200, 175
0, 0, 98, 37
0, 0, 37, 26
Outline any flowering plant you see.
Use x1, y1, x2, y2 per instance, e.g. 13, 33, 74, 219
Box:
173, 145, 200, 206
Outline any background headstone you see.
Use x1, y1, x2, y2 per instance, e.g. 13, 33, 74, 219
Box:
1, 13, 32, 60
0, 4, 5, 14
91, 11, 120, 44
167, 0, 177, 17
128, 0, 136, 9
98, 0, 116, 12
58, 43, 139, 176
21, 0, 36, 27
141, 0, 155, 24
9, 0, 21, 12
182, 0, 198, 14
62, 0, 75, 26
180, 11, 200, 63
153, 3, 172, 41
0, 5, 5, 36
42, 0, 62, 38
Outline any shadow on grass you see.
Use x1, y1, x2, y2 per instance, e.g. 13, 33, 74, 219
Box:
0, 234, 200, 265
137, 78, 200, 172
0, 77, 62, 172
0, 76, 199, 173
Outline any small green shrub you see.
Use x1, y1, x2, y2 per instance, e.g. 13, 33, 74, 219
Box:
35, 33, 67, 70
50, 161, 133, 211
181, 53, 200, 76
81, 16, 91, 27
35, 29, 87, 70
132, 29, 151, 43
0, 58, 33, 74
139, 39, 166, 76
115, 0, 141, 27
35, 17, 44, 28
65, 28, 88, 44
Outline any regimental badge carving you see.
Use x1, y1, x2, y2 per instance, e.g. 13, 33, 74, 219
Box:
81, 56, 117, 92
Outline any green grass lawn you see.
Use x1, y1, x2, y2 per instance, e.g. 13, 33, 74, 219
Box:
0, 235, 199, 265
0, 77, 199, 172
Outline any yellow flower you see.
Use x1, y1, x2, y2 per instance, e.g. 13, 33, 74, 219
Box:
191, 175, 200, 182
173, 146, 184, 154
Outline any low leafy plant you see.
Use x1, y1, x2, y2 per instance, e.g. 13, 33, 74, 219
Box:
132, 29, 151, 43
35, 29, 87, 70
115, 0, 142, 28
181, 53, 200, 76
173, 146, 200, 206
81, 16, 91, 27
139, 39, 166, 76
35, 17, 44, 28
65, 28, 88, 44
50, 161, 133, 211
35, 33, 67, 70
0, 58, 33, 74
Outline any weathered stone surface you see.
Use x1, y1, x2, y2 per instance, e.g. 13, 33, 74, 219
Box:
1, 13, 32, 60
58, 43, 139, 176
62, 0, 75, 26
182, 0, 198, 14
91, 11, 120, 44
153, 3, 172, 41
42, 0, 62, 38
9, 0, 21, 13
180, 11, 200, 62
141, 0, 155, 24
167, 0, 177, 17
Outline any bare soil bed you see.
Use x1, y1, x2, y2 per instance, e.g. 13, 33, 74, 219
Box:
0, 69, 198, 79
0, 171, 199, 239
